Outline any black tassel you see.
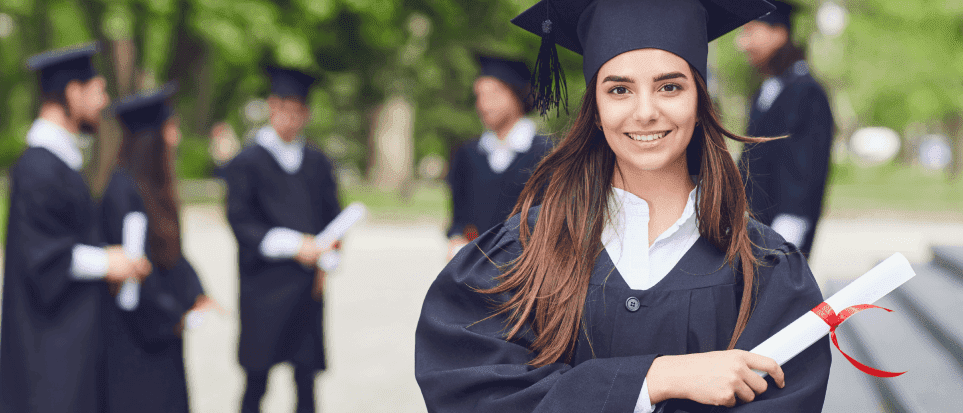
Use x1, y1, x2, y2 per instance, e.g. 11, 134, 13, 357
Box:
530, 1, 568, 117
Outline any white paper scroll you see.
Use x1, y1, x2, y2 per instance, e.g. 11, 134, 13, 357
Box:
749, 253, 916, 377
314, 203, 366, 271
118, 212, 148, 311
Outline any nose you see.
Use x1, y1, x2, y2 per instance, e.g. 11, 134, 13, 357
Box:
632, 91, 659, 125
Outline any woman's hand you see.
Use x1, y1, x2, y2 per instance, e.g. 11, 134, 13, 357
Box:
646, 350, 785, 407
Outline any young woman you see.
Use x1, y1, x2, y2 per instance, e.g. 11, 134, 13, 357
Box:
100, 83, 217, 413
415, 1, 832, 412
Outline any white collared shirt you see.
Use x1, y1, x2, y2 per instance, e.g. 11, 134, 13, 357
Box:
26, 118, 84, 171
256, 126, 305, 174
599, 186, 701, 413
26, 118, 109, 280
477, 118, 536, 173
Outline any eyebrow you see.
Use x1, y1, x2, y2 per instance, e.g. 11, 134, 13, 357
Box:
601, 72, 689, 83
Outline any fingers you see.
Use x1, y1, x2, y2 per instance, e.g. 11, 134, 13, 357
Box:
733, 380, 756, 404
744, 352, 785, 388
742, 366, 769, 395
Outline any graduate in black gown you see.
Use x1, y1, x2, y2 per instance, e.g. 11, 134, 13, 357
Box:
736, 1, 834, 256
416, 1, 832, 412
100, 83, 219, 412
0, 43, 151, 412
446, 55, 553, 259
225, 66, 342, 413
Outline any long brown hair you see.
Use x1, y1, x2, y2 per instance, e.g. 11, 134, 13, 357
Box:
117, 119, 182, 271
480, 65, 770, 367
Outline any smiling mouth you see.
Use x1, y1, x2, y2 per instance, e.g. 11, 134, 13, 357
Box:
625, 131, 670, 142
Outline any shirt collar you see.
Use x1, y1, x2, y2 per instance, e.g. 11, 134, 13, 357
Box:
26, 118, 84, 170
606, 185, 699, 245
478, 118, 536, 155
256, 126, 305, 174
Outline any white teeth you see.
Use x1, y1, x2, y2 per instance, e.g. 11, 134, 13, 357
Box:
627, 131, 668, 141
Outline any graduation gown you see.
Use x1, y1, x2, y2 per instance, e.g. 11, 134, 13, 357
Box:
446, 135, 553, 239
739, 61, 834, 255
226, 144, 341, 372
0, 147, 109, 412
415, 208, 832, 412
98, 169, 205, 413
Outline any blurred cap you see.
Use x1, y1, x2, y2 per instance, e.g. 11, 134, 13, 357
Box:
756, 0, 797, 31
266, 66, 317, 103
512, 0, 774, 115
477, 55, 532, 93
113, 82, 178, 134
26, 42, 99, 94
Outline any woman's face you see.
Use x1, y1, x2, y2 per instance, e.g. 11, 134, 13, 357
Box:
595, 48, 698, 177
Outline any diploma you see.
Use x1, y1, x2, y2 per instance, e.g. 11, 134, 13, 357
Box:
750, 253, 916, 377
118, 212, 148, 311
314, 202, 367, 271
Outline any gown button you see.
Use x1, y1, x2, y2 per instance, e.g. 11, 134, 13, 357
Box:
625, 296, 640, 312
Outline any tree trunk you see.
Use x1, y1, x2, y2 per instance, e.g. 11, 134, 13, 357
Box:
945, 112, 963, 180
369, 95, 415, 195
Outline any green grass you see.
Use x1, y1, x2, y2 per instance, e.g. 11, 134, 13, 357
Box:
340, 181, 450, 221
826, 161, 963, 215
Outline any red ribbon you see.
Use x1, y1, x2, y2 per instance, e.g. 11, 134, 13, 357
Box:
811, 302, 906, 378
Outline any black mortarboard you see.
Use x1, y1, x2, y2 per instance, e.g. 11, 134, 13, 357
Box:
26, 42, 99, 95
477, 55, 532, 95
755, 0, 795, 32
113, 82, 178, 134
512, 0, 775, 115
266, 66, 317, 103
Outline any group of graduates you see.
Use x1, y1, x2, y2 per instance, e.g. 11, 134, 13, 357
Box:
0, 0, 837, 412
0, 43, 342, 412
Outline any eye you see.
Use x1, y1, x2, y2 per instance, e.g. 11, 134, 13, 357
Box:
660, 84, 682, 93
609, 86, 630, 95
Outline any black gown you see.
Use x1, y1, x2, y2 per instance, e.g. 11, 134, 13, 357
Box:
99, 169, 205, 413
416, 207, 832, 412
739, 61, 834, 255
446, 135, 553, 239
225, 144, 341, 373
0, 147, 109, 412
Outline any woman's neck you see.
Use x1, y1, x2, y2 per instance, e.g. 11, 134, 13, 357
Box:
612, 158, 695, 245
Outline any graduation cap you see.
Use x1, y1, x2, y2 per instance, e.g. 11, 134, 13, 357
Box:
477, 55, 532, 97
26, 42, 99, 95
265, 66, 317, 103
113, 82, 178, 134
755, 0, 796, 32
512, 0, 775, 115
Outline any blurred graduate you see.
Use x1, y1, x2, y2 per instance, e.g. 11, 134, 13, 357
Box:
0, 43, 151, 412
416, 0, 831, 411
99, 83, 220, 412
225, 66, 342, 413
737, 0, 835, 256
445, 55, 553, 259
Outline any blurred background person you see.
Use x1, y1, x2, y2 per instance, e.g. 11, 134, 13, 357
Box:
225, 66, 341, 413
100, 83, 220, 413
446, 55, 553, 259
0, 42, 150, 412
737, 0, 835, 256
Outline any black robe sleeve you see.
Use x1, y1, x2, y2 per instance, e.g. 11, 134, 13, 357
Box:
773, 83, 833, 219
416, 222, 659, 413
12, 157, 86, 308
316, 152, 343, 228
225, 155, 272, 251
446, 144, 470, 239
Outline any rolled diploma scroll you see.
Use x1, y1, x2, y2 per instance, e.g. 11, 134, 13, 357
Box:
314, 203, 367, 271
750, 252, 916, 377
118, 212, 148, 311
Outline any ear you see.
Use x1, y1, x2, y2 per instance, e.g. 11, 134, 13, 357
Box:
63, 80, 84, 110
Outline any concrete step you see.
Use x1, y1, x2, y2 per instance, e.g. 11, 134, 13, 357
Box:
932, 245, 963, 278
892, 263, 963, 373
824, 278, 963, 412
